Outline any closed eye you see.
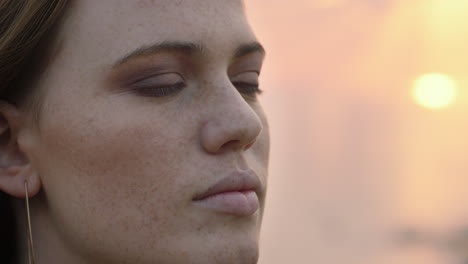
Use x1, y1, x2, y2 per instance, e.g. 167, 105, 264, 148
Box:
231, 71, 263, 100
232, 81, 262, 95
129, 72, 186, 97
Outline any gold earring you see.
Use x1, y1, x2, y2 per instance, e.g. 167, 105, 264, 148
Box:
24, 180, 37, 264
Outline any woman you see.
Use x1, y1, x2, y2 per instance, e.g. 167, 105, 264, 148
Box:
0, 0, 270, 263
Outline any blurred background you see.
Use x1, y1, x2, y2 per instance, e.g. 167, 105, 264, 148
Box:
245, 0, 468, 263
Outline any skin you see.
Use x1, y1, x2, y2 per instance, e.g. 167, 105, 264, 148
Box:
0, 0, 269, 263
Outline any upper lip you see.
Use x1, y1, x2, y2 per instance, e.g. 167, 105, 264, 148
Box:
193, 169, 263, 201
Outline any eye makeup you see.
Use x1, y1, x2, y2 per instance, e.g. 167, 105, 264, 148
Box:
230, 71, 262, 100
228, 52, 264, 101
105, 52, 191, 97
128, 72, 186, 97
104, 45, 265, 100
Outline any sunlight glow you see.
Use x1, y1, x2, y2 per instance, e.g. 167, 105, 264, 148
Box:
411, 73, 458, 109
422, 0, 468, 39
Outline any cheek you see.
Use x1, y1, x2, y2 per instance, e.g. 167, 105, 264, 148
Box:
251, 105, 270, 163
31, 98, 199, 250
42, 110, 189, 201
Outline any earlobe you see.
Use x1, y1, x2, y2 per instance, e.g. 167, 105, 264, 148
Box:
0, 101, 41, 198
0, 165, 40, 198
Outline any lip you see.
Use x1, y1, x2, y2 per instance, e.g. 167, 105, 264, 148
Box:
193, 170, 262, 216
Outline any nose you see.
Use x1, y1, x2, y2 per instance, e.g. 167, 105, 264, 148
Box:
200, 86, 263, 154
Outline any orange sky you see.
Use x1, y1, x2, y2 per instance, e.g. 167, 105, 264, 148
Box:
246, 1, 468, 263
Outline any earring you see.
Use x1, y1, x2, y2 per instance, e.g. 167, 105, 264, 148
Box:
24, 180, 37, 264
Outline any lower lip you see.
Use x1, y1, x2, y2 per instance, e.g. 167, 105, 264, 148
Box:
193, 190, 259, 216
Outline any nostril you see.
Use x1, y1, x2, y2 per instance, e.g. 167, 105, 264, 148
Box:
243, 140, 256, 151
219, 140, 241, 152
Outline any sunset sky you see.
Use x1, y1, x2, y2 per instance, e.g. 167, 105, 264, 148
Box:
246, 1, 468, 263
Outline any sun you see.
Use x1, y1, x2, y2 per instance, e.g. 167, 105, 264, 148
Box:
411, 73, 458, 109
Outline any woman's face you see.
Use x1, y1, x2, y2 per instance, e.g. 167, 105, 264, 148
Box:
20, 0, 269, 263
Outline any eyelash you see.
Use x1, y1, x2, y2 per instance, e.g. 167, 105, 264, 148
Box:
133, 82, 186, 97
232, 81, 263, 98
130, 79, 263, 99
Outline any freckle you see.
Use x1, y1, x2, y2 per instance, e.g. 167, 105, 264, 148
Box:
136, 0, 146, 8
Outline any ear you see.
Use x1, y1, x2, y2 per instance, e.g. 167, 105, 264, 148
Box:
0, 101, 40, 198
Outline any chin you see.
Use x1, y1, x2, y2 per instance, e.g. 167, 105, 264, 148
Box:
141, 238, 259, 264
162, 223, 261, 264
202, 217, 261, 263
191, 240, 260, 264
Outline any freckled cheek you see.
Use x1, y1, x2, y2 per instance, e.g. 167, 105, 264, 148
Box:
35, 114, 204, 253
39, 114, 194, 217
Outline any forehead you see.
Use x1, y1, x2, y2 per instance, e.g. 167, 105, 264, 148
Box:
67, 0, 246, 34
56, 0, 254, 68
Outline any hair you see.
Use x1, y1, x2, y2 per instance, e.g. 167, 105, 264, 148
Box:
0, 0, 70, 262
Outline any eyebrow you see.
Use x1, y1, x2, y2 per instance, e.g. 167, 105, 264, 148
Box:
233, 42, 265, 59
113, 41, 204, 67
113, 41, 265, 68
